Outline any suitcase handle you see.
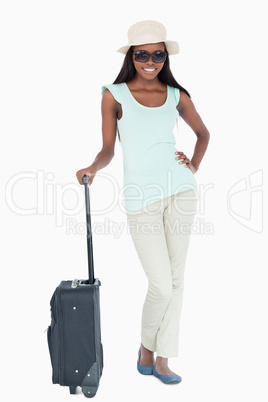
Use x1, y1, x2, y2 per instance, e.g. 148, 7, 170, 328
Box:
82, 175, 95, 284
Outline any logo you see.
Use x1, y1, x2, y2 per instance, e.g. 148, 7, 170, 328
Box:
227, 170, 263, 233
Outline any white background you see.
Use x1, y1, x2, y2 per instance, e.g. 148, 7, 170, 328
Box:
1, 0, 267, 401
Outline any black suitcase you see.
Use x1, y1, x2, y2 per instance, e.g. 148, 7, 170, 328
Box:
47, 175, 103, 398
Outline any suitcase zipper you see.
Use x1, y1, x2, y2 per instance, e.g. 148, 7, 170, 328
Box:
57, 284, 64, 385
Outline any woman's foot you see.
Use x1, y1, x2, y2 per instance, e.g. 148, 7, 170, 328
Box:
139, 344, 154, 366
153, 357, 181, 384
137, 344, 155, 375
155, 357, 177, 376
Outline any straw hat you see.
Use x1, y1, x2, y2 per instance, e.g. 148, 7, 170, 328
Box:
116, 20, 180, 55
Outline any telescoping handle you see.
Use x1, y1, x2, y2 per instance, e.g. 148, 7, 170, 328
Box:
82, 175, 95, 284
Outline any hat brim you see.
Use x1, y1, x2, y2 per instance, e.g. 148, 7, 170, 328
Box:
116, 40, 180, 55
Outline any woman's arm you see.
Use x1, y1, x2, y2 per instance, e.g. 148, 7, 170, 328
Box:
176, 91, 210, 173
76, 90, 119, 185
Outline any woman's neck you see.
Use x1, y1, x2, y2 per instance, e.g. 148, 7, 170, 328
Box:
128, 74, 164, 90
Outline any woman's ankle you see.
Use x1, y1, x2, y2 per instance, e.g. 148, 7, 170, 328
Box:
140, 344, 154, 365
155, 356, 168, 367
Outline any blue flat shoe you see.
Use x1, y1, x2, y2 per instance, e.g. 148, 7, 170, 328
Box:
137, 347, 154, 375
153, 367, 182, 384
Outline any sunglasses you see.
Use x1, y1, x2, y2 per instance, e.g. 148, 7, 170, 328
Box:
133, 50, 167, 64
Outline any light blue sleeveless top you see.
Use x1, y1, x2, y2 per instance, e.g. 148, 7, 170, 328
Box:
101, 82, 197, 212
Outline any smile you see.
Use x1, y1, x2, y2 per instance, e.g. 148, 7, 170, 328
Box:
142, 68, 157, 73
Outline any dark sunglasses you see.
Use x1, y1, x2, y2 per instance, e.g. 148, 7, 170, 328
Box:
133, 50, 167, 64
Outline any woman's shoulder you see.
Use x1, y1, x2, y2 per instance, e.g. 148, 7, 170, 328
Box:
101, 83, 125, 104
167, 85, 180, 105
101, 82, 125, 94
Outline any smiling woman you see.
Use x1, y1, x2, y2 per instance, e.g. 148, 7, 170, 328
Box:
76, 20, 210, 386
113, 40, 191, 98
132, 44, 166, 80
127, 43, 167, 106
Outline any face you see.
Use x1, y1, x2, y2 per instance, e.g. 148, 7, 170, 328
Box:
132, 42, 166, 80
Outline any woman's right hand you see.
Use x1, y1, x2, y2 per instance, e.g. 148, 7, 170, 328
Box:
76, 166, 97, 186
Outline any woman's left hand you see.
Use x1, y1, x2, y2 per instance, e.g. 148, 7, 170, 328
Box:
175, 151, 197, 174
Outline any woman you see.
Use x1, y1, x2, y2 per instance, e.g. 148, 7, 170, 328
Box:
76, 20, 210, 384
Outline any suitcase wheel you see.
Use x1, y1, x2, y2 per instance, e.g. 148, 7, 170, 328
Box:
69, 386, 77, 394
82, 386, 96, 398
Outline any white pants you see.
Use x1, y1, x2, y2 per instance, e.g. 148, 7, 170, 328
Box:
126, 189, 197, 358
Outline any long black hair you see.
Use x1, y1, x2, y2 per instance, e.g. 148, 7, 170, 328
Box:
113, 45, 191, 98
